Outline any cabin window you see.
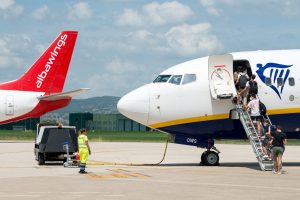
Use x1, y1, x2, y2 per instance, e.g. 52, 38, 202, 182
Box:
277, 77, 283, 86
168, 75, 182, 85
265, 77, 272, 86
153, 75, 171, 83
182, 74, 197, 85
288, 77, 295, 86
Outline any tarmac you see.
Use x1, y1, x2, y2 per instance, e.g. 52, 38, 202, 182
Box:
1, 141, 300, 200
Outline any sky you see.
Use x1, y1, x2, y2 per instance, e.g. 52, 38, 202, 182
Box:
1, 0, 300, 98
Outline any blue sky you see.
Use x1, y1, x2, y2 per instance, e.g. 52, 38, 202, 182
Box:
1, 0, 300, 98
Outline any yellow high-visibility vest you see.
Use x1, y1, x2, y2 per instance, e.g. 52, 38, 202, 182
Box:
78, 135, 88, 149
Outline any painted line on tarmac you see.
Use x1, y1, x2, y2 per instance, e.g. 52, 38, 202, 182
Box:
84, 169, 150, 180
85, 172, 129, 179
108, 169, 151, 178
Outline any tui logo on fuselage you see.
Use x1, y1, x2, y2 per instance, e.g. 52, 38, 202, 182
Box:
256, 63, 292, 99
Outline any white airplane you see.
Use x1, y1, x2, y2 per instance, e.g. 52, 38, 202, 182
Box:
0, 31, 88, 124
118, 50, 300, 167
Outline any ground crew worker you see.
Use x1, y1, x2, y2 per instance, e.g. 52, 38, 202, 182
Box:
78, 128, 91, 174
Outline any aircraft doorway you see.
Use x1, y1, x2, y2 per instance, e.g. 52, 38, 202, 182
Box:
233, 60, 253, 79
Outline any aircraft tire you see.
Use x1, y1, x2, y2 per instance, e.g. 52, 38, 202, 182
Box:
201, 151, 207, 165
38, 153, 45, 165
202, 151, 219, 166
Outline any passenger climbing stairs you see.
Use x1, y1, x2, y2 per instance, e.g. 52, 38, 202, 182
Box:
236, 104, 273, 171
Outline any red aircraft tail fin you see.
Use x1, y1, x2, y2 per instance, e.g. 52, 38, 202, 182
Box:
0, 31, 78, 94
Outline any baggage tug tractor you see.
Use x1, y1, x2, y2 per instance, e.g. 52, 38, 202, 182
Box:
34, 124, 78, 165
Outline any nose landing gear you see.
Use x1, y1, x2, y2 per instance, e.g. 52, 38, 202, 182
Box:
201, 150, 219, 166
200, 141, 221, 166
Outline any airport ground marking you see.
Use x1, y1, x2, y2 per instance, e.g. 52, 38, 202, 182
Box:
108, 169, 151, 178
84, 169, 150, 180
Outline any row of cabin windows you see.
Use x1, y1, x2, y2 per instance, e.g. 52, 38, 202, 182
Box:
153, 74, 197, 85
265, 77, 295, 87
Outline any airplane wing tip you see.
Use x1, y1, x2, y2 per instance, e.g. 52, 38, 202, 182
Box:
39, 88, 91, 101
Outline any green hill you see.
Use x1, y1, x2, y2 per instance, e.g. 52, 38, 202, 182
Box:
57, 96, 120, 114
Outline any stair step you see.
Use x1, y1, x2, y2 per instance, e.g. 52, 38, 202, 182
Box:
236, 104, 274, 171
262, 161, 273, 164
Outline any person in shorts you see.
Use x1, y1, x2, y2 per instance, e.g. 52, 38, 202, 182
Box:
247, 94, 262, 137
271, 125, 287, 174
262, 131, 272, 160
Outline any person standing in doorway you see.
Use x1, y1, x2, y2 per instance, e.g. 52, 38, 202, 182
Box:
236, 67, 249, 107
78, 128, 91, 174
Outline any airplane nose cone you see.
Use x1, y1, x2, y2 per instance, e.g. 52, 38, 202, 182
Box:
117, 85, 149, 125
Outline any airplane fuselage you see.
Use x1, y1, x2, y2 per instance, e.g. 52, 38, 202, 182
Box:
0, 90, 43, 121
118, 49, 300, 145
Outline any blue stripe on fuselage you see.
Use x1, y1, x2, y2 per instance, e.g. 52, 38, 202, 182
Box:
158, 113, 300, 139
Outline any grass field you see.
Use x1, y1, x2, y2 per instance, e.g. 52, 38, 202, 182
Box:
0, 130, 300, 145
0, 130, 168, 142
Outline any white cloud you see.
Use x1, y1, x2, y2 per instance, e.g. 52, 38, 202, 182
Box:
206, 6, 220, 16
0, 55, 22, 69
116, 8, 143, 26
116, 1, 193, 27
105, 58, 144, 74
199, 0, 221, 16
34, 44, 46, 54
97, 23, 223, 58
67, 2, 92, 20
126, 30, 171, 54
143, 1, 193, 25
282, 0, 300, 16
0, 34, 31, 68
199, 0, 300, 16
0, 0, 13, 9
32, 5, 49, 20
0, 39, 11, 55
86, 59, 146, 96
127, 30, 153, 41
165, 23, 222, 56
0, 0, 23, 19
94, 29, 170, 56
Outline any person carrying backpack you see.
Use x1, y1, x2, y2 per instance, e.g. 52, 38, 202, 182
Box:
234, 66, 244, 90
259, 100, 267, 119
238, 72, 249, 91
237, 68, 249, 107
248, 74, 258, 95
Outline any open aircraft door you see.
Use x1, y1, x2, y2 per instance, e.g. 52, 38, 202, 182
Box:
208, 54, 236, 100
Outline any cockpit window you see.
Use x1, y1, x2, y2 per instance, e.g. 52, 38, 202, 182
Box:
153, 75, 171, 83
182, 74, 196, 85
168, 75, 182, 85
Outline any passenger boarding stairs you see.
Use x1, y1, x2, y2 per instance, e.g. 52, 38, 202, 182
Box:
236, 105, 273, 171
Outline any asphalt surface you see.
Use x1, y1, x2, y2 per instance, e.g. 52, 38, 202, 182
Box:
0, 141, 300, 200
